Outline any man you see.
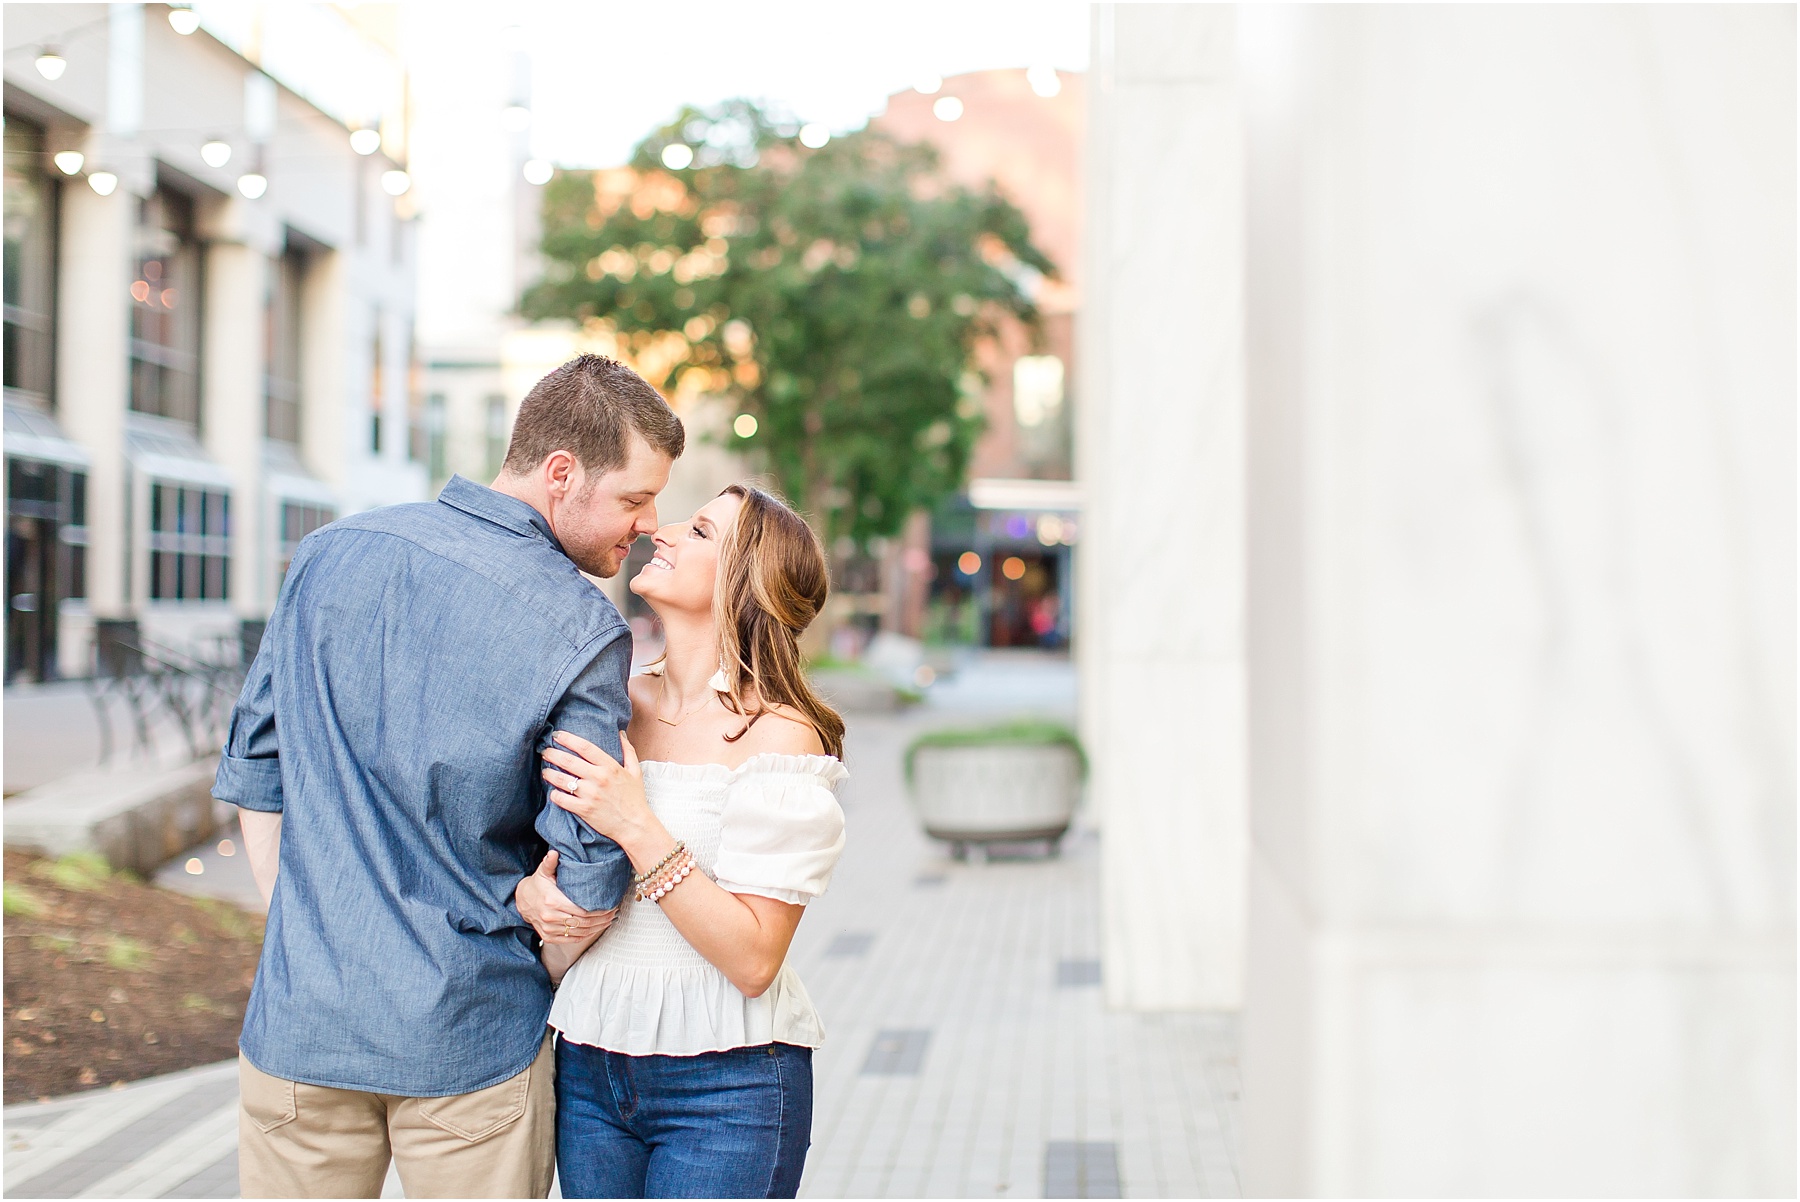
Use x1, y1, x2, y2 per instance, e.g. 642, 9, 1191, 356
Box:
215, 355, 682, 1198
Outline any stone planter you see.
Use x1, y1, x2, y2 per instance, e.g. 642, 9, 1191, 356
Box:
907, 741, 1083, 858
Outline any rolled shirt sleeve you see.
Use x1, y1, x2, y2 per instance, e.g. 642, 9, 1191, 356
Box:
213, 630, 284, 813
534, 628, 635, 912
712, 757, 849, 905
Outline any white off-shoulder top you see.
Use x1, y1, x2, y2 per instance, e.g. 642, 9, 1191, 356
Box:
548, 751, 849, 1056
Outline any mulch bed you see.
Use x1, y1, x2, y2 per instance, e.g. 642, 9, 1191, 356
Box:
3, 848, 264, 1101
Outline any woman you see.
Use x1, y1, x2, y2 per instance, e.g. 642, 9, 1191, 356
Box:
516, 483, 847, 1199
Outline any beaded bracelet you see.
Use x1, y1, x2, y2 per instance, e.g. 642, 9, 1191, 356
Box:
635, 847, 697, 904
630, 840, 687, 886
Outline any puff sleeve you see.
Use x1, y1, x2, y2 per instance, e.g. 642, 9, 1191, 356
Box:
712, 756, 849, 905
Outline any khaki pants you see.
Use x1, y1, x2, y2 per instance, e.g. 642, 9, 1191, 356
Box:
238, 1035, 555, 1199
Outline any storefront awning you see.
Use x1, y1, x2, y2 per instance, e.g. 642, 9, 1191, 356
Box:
263, 441, 337, 507
967, 477, 1081, 512
5, 399, 91, 469
125, 416, 233, 490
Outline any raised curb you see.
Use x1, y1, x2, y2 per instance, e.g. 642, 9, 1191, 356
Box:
3, 758, 227, 876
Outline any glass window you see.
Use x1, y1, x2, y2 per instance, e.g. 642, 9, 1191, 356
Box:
130, 189, 202, 424
426, 392, 447, 483
264, 246, 305, 443
485, 395, 508, 478
4, 116, 56, 403
148, 481, 230, 601
278, 501, 334, 584
369, 313, 383, 453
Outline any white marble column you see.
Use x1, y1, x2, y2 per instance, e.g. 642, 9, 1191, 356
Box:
201, 238, 269, 616
55, 174, 135, 620
1235, 6, 1795, 1195
1078, 4, 1248, 1009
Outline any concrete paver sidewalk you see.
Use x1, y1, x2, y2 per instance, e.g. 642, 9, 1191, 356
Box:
3, 660, 1241, 1198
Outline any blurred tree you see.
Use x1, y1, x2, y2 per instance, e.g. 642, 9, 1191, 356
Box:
521, 100, 1055, 549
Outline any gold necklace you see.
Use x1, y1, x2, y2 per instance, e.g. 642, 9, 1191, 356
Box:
654, 677, 715, 727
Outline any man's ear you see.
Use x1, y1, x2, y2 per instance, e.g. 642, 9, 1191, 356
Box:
543, 450, 577, 497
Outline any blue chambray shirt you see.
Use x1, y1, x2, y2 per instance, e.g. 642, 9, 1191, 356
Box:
213, 476, 634, 1096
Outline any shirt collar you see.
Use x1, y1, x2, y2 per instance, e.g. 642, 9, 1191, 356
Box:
436, 475, 566, 554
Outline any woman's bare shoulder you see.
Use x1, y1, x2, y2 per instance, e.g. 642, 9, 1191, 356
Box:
739, 703, 827, 757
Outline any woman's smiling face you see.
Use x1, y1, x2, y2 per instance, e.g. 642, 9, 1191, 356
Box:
629, 491, 744, 612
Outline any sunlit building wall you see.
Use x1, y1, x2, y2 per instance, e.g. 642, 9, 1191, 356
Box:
4, 3, 424, 680
873, 68, 1084, 651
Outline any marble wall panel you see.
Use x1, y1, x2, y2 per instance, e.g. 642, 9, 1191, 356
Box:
1080, 3, 1249, 1008
1234, 4, 1795, 1194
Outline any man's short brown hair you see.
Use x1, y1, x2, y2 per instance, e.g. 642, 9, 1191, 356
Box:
502, 354, 684, 476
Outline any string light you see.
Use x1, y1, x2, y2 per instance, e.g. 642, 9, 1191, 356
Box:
914, 75, 942, 95
349, 128, 381, 156
380, 169, 411, 196
798, 124, 830, 149
933, 96, 964, 122
660, 143, 693, 170
200, 139, 231, 168
87, 171, 118, 196
236, 172, 267, 199
522, 159, 553, 185
35, 48, 67, 81
501, 104, 531, 132
168, 6, 200, 35
1027, 65, 1062, 97
52, 151, 84, 175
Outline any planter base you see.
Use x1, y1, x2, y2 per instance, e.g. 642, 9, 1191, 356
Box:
927, 824, 1070, 862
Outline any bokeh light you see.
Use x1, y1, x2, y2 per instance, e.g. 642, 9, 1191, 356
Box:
1027, 65, 1061, 97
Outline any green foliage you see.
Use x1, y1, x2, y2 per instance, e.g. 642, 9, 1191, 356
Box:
191, 896, 257, 941
903, 719, 1088, 784
35, 852, 113, 893
522, 100, 1055, 548
4, 881, 45, 917
103, 935, 151, 971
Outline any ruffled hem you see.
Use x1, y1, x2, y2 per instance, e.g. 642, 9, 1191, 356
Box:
549, 958, 825, 1056
640, 753, 848, 788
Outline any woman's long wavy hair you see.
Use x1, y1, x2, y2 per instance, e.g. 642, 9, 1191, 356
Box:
712, 484, 846, 759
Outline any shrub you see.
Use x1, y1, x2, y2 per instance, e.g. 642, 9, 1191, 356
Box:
903, 720, 1087, 784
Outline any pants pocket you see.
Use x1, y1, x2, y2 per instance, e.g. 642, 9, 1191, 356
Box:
239, 1056, 298, 1134
416, 1064, 532, 1144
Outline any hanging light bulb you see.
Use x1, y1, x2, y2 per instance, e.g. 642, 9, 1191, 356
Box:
798, 124, 830, 149
35, 48, 67, 81
380, 169, 411, 196
501, 105, 532, 132
200, 139, 232, 168
660, 143, 694, 170
52, 151, 84, 176
87, 171, 119, 196
168, 5, 201, 34
350, 128, 382, 156
522, 159, 553, 185
236, 172, 268, 199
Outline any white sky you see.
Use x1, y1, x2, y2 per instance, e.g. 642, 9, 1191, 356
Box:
516, 1, 1092, 167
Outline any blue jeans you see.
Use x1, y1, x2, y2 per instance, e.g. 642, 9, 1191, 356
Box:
555, 1039, 813, 1198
